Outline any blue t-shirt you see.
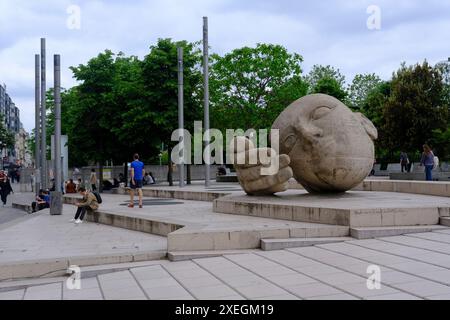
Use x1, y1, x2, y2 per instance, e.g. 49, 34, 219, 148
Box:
131, 160, 144, 180
43, 194, 51, 205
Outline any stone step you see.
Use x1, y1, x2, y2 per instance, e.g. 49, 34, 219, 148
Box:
261, 237, 354, 251
112, 187, 230, 202
168, 225, 350, 252
0, 250, 167, 281
350, 225, 448, 240
0, 276, 67, 293
167, 249, 260, 262
440, 217, 450, 227
12, 202, 32, 213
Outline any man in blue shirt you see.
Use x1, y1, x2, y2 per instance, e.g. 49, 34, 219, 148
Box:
129, 153, 145, 208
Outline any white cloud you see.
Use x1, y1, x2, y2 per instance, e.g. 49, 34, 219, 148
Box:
0, 0, 449, 132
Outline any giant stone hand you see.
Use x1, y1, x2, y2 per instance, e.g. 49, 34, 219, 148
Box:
231, 136, 293, 196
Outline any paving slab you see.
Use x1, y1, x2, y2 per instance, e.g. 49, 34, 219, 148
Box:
0, 204, 167, 280
62, 193, 350, 252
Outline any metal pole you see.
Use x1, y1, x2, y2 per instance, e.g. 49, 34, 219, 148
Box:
40, 38, 47, 189
177, 46, 184, 188
50, 54, 62, 215
34, 54, 41, 195
203, 17, 210, 187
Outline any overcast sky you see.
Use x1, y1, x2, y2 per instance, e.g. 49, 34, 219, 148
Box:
1, 0, 449, 132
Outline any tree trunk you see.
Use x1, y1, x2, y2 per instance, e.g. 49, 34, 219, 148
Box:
187, 164, 191, 185
168, 146, 173, 186
98, 162, 104, 193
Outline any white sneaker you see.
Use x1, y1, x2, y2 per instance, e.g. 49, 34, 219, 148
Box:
69, 219, 75, 222
75, 219, 83, 224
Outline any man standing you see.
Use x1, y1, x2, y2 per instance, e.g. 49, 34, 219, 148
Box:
129, 153, 145, 208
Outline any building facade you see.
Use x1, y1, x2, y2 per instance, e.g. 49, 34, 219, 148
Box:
1, 83, 30, 167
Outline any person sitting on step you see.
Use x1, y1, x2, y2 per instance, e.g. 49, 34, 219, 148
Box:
70, 187, 99, 224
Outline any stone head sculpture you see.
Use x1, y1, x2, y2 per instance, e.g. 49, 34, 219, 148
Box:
272, 94, 377, 193
233, 94, 378, 195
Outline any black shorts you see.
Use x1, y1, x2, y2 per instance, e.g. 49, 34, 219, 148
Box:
130, 179, 143, 189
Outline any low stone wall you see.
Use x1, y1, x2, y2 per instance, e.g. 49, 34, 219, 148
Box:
70, 164, 220, 186
390, 172, 450, 181
354, 180, 450, 198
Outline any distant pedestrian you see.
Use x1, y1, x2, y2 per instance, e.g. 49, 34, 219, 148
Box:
90, 169, 97, 191
420, 144, 435, 181
0, 171, 13, 206
400, 151, 409, 173
129, 153, 145, 208
70, 187, 99, 224
30, 172, 35, 192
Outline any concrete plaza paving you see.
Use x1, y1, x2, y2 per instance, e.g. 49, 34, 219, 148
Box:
2, 229, 450, 300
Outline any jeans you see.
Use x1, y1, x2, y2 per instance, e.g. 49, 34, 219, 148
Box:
425, 165, 433, 181
74, 206, 88, 221
32, 202, 49, 212
1, 191, 7, 205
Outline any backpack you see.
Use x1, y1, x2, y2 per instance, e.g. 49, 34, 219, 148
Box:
92, 191, 102, 204
433, 156, 439, 170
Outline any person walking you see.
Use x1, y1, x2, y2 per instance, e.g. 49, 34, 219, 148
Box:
400, 151, 409, 173
0, 171, 13, 206
70, 187, 99, 224
420, 144, 435, 181
89, 168, 97, 191
129, 153, 145, 208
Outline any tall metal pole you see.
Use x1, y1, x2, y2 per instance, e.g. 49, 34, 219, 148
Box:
50, 54, 62, 215
203, 16, 210, 187
40, 38, 47, 189
34, 54, 41, 195
177, 47, 185, 188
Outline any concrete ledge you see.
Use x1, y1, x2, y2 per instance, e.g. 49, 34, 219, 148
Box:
440, 217, 450, 227
350, 225, 448, 240
390, 172, 450, 181
167, 225, 349, 252
214, 191, 446, 227
261, 237, 354, 251
168, 249, 259, 262
0, 250, 167, 281
113, 187, 229, 202
85, 210, 184, 237
354, 180, 450, 197
12, 202, 32, 213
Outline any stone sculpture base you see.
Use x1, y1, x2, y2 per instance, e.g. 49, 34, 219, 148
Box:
213, 190, 450, 228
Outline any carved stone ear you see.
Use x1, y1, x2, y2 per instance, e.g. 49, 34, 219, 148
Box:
355, 113, 378, 140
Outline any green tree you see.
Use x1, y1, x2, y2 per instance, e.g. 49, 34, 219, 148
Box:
262, 76, 309, 129
361, 81, 391, 160
0, 114, 15, 151
348, 73, 382, 110
382, 61, 448, 155
306, 64, 346, 90
312, 76, 347, 101
210, 43, 304, 131
141, 38, 203, 185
